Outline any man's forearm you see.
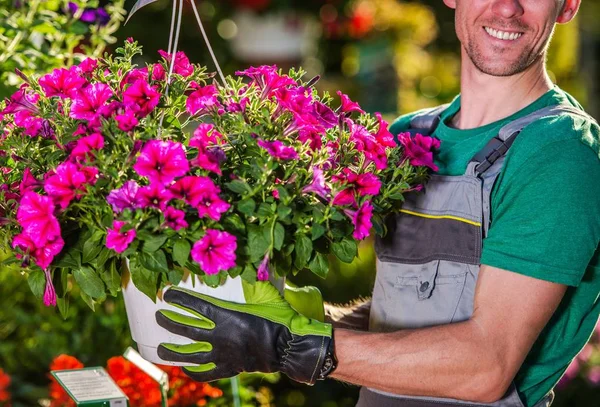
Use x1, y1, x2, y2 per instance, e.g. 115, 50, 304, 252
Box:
324, 299, 371, 330
330, 319, 507, 403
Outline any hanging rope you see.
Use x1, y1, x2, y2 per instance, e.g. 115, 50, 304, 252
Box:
189, 0, 227, 86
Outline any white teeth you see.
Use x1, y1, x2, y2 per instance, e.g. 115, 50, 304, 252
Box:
484, 26, 522, 41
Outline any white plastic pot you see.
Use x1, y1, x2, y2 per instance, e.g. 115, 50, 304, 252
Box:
122, 262, 282, 366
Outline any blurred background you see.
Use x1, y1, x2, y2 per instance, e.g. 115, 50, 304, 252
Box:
1, 0, 599, 406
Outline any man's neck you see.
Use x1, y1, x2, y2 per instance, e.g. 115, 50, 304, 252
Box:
452, 49, 554, 130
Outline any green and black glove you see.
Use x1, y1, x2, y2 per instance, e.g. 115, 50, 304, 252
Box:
155, 281, 336, 384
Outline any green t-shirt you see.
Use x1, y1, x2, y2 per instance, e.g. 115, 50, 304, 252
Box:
388, 86, 600, 407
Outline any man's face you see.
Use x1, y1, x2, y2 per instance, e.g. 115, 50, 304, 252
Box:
452, 0, 565, 76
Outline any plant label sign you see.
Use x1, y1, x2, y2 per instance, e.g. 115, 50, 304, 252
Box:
51, 367, 129, 407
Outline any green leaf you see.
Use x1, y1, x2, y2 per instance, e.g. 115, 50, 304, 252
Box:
372, 214, 386, 236
202, 273, 221, 287
240, 264, 257, 284
82, 238, 104, 264
79, 290, 95, 311
331, 238, 358, 263
257, 202, 274, 219
139, 250, 168, 273
74, 266, 106, 299
308, 252, 329, 279
28, 270, 45, 299
275, 186, 290, 202
167, 267, 184, 286
101, 260, 121, 297
237, 198, 256, 216
141, 234, 169, 253
223, 213, 246, 233
173, 239, 191, 267
226, 179, 252, 194
311, 223, 326, 240
273, 222, 285, 251
57, 296, 70, 320
330, 208, 345, 221
229, 265, 243, 278
54, 250, 81, 269
277, 205, 292, 219
91, 247, 111, 269
294, 234, 312, 269
248, 225, 269, 262
130, 261, 159, 301
388, 192, 405, 201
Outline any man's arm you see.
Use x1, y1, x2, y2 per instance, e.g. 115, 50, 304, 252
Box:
330, 264, 567, 403
325, 298, 371, 330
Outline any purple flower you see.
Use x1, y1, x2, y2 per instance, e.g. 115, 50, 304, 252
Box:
133, 140, 189, 185
123, 79, 161, 118
163, 207, 188, 231
191, 229, 237, 275
186, 85, 221, 116
337, 91, 365, 114
69, 83, 113, 121
302, 167, 330, 199
158, 50, 194, 77
106, 221, 136, 253
107, 181, 140, 213
257, 139, 298, 160
257, 254, 269, 281
397, 132, 441, 171
314, 102, 337, 129
38, 67, 87, 99
136, 183, 173, 211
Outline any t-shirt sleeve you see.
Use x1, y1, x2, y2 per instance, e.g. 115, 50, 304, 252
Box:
481, 121, 600, 287
388, 112, 418, 136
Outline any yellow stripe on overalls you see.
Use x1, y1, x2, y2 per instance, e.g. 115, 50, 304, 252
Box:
399, 209, 482, 227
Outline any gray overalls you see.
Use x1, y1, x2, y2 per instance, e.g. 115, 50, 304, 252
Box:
356, 104, 594, 407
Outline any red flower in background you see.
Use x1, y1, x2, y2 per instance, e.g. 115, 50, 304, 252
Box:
49, 355, 84, 407
0, 368, 11, 406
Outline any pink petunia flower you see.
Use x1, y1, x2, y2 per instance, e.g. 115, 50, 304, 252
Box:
114, 109, 139, 132
236, 65, 296, 98
69, 83, 114, 121
19, 168, 41, 196
16, 192, 61, 247
12, 232, 64, 272
374, 113, 396, 148
297, 130, 322, 151
43, 162, 89, 209
344, 200, 373, 240
190, 124, 223, 149
170, 176, 210, 206
70, 133, 104, 161
397, 132, 441, 171
133, 140, 189, 185
121, 68, 148, 87
136, 183, 173, 211
158, 50, 194, 77
151, 63, 166, 81
38, 67, 87, 99
163, 207, 188, 231
337, 91, 365, 114
106, 221, 136, 253
191, 229, 237, 275
257, 139, 298, 160
107, 181, 141, 213
257, 253, 269, 281
332, 169, 381, 206
195, 191, 230, 222
192, 146, 226, 175
186, 85, 221, 116
302, 167, 330, 199
348, 120, 388, 170
123, 79, 161, 118
1, 86, 40, 115
79, 58, 98, 74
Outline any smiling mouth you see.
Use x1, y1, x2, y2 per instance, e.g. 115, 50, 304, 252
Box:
483, 26, 523, 41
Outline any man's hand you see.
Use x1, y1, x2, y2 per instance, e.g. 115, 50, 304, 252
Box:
155, 281, 333, 384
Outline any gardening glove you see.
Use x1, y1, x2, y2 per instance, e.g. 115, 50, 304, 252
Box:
155, 281, 335, 384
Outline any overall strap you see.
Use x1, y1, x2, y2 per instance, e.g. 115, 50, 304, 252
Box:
470, 104, 596, 175
408, 103, 451, 134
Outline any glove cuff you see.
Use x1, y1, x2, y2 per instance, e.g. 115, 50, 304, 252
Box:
281, 331, 333, 385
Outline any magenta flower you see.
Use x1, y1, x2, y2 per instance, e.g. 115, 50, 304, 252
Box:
107, 181, 141, 213
122, 68, 148, 87
39, 67, 87, 99
152, 63, 166, 81
191, 229, 237, 275
257, 139, 298, 160
43, 269, 57, 306
79, 166, 99, 186
1, 87, 39, 115
192, 147, 226, 175
70, 133, 104, 161
13, 111, 45, 138
196, 192, 230, 222
123, 79, 161, 118
397, 132, 441, 171
345, 200, 373, 240
115, 109, 139, 131
337, 91, 365, 114
186, 85, 221, 116
332, 169, 381, 206
297, 130, 322, 151
70, 83, 114, 121
257, 254, 269, 281
190, 124, 223, 149
44, 162, 89, 209
163, 207, 188, 231
314, 102, 338, 129
79, 58, 97, 74
158, 50, 194, 77
16, 192, 60, 247
136, 183, 173, 211
349, 120, 388, 170
106, 221, 136, 253
302, 167, 330, 199
236, 66, 296, 98
19, 168, 41, 196
133, 140, 189, 185
12, 232, 64, 272
374, 113, 396, 148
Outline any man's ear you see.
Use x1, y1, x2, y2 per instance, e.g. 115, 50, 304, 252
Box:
556, 0, 581, 24
443, 0, 457, 9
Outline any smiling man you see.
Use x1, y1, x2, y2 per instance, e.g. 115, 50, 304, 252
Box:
155, 1, 600, 406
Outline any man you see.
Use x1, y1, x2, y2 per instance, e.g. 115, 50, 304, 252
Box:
155, 0, 600, 406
